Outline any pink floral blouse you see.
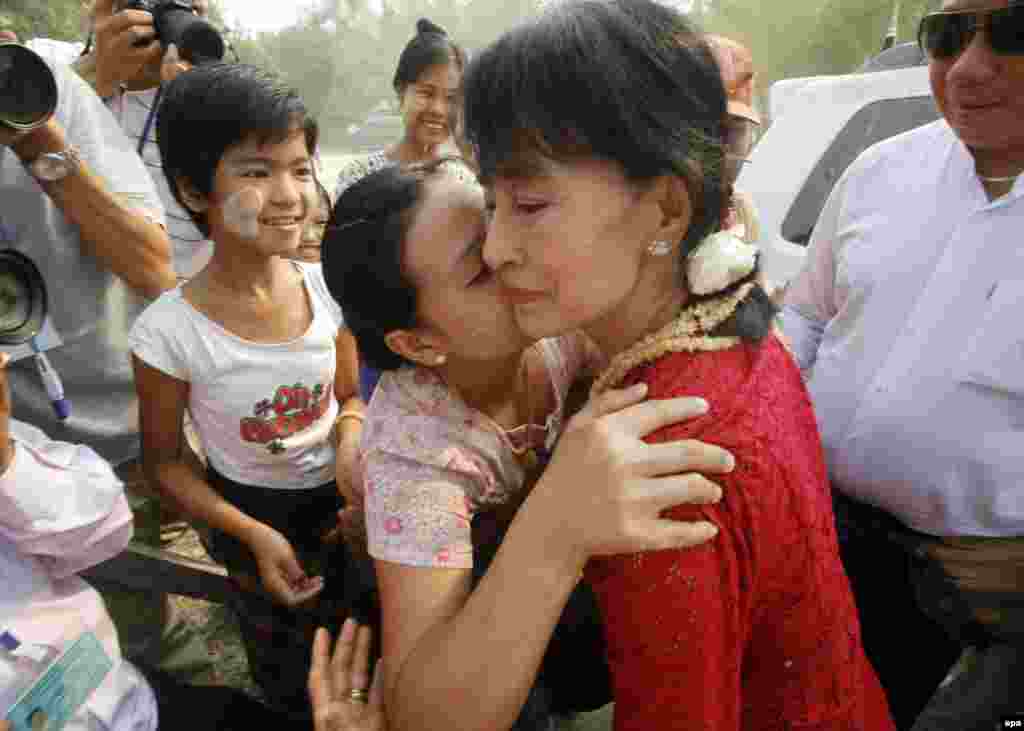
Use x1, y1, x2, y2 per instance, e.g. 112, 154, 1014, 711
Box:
363, 335, 594, 568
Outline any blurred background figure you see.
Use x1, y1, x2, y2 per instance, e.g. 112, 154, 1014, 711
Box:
706, 34, 762, 244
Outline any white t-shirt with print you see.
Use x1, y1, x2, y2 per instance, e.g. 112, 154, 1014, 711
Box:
129, 264, 345, 490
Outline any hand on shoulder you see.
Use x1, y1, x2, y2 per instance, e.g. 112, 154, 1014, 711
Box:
523, 383, 736, 572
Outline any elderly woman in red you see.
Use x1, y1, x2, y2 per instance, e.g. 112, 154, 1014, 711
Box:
464, 1, 895, 729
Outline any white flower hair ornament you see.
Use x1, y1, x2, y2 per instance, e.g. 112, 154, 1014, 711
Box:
686, 230, 759, 296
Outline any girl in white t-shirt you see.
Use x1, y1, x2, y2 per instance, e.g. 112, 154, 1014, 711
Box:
128, 64, 362, 714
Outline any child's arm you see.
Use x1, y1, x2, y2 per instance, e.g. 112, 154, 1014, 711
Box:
334, 327, 366, 513
132, 355, 322, 606
335, 327, 362, 405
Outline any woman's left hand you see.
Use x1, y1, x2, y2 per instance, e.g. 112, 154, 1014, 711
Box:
309, 620, 386, 731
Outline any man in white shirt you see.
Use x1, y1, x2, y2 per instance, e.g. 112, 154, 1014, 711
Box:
1, 49, 173, 462
781, 1, 1024, 728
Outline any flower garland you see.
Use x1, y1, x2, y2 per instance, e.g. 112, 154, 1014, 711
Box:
590, 282, 756, 397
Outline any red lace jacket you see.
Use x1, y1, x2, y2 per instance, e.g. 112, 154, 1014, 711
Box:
585, 334, 894, 731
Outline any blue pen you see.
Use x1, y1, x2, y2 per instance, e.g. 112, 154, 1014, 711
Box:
30, 336, 70, 421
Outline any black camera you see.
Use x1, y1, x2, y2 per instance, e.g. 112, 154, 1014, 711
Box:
124, 0, 225, 65
0, 43, 58, 132
0, 250, 49, 347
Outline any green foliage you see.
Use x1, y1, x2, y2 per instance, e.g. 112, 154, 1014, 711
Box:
0, 0, 85, 43
0, 0, 229, 47
2, 0, 943, 149
219, 0, 546, 150
701, 0, 939, 93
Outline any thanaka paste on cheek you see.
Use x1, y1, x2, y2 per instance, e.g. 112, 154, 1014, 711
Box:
300, 184, 317, 227
222, 187, 263, 240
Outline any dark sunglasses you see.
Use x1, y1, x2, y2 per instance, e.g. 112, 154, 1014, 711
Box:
918, 4, 1024, 59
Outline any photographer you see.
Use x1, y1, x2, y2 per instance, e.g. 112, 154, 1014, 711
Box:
1, 40, 181, 668
77, 0, 218, 278
1, 49, 172, 455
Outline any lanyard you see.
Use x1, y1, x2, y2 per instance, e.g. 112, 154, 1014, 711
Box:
0, 214, 15, 247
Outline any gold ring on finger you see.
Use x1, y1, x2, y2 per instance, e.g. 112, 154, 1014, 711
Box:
348, 688, 369, 704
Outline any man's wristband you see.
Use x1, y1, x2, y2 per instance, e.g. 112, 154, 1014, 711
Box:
22, 145, 83, 184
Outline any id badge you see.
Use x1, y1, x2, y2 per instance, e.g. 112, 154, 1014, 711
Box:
4, 632, 113, 731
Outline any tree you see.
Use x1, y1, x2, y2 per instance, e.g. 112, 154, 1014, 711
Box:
700, 0, 938, 116
0, 0, 84, 43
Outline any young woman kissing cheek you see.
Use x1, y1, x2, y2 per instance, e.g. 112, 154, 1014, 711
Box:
387, 171, 532, 371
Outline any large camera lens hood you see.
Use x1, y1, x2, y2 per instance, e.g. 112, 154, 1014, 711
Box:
0, 250, 49, 346
0, 43, 58, 131
154, 4, 225, 64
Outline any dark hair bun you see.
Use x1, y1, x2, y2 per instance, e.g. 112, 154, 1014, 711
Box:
416, 18, 446, 36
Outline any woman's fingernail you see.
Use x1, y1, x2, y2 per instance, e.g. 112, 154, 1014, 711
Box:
632, 383, 648, 395
341, 618, 356, 640
691, 398, 708, 414
702, 522, 719, 538
722, 453, 735, 471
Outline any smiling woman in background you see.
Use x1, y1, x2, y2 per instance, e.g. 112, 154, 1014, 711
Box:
333, 19, 467, 202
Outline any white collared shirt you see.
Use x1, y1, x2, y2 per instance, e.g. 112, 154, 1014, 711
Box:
782, 119, 1024, 537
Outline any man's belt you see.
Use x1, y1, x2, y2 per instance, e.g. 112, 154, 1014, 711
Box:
834, 490, 1024, 646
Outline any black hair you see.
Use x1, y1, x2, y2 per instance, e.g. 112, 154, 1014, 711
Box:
464, 0, 775, 342
156, 63, 319, 236
321, 158, 464, 372
392, 18, 467, 94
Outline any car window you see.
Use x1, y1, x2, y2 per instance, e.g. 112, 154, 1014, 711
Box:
781, 96, 940, 246
347, 115, 404, 153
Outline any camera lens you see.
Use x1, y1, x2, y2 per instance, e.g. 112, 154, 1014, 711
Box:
0, 251, 49, 346
152, 1, 224, 63
0, 43, 58, 131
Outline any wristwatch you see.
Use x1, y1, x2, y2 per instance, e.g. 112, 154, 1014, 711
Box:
25, 146, 82, 183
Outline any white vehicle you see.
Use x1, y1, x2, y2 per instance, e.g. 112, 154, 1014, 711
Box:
741, 44, 940, 290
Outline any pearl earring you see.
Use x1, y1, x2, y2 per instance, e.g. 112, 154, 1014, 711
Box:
648, 240, 672, 257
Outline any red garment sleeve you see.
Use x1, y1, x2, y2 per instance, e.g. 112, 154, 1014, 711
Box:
586, 418, 766, 731
584, 338, 894, 731
585, 343, 765, 730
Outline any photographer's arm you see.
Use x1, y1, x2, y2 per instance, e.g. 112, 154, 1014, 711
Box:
86, 0, 164, 99
334, 327, 365, 509
9, 120, 175, 299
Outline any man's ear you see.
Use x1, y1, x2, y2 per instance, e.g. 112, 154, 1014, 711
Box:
176, 177, 209, 214
384, 329, 448, 368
